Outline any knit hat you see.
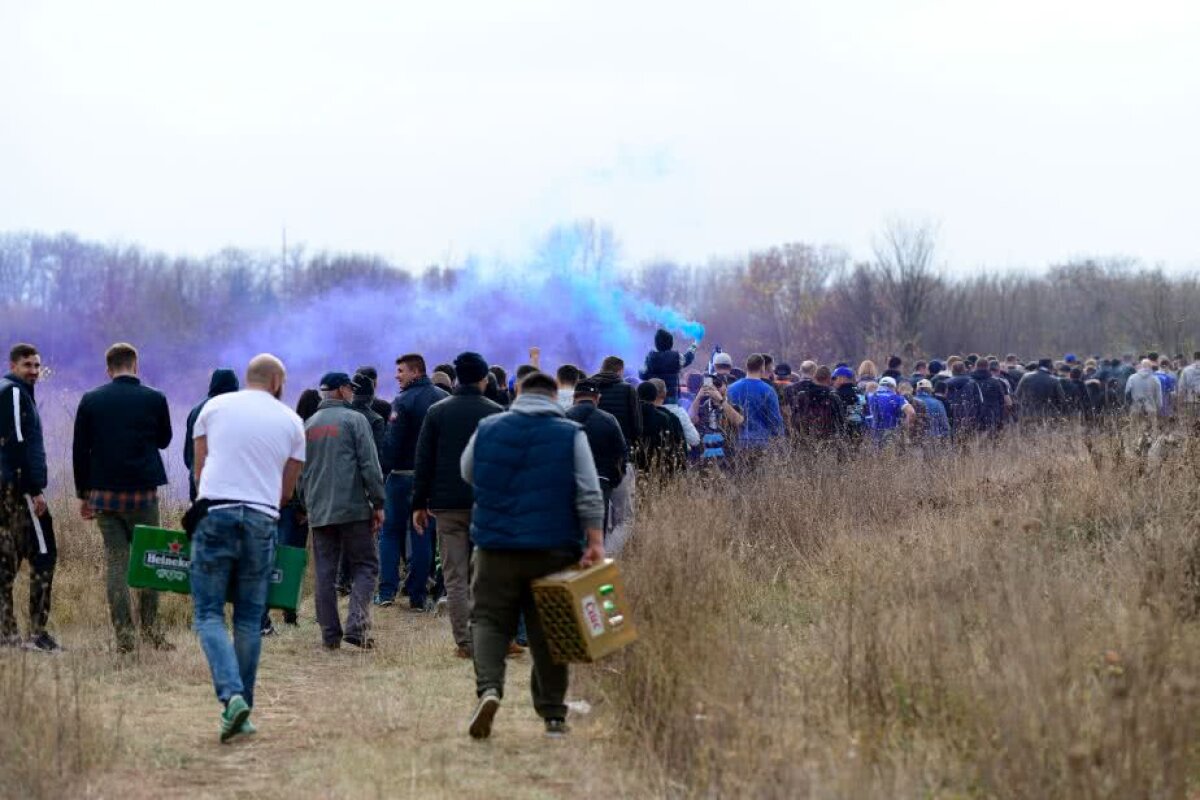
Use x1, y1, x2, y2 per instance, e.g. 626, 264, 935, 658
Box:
713, 352, 734, 368
928, 359, 944, 374
574, 380, 601, 397
774, 363, 792, 378
453, 351, 489, 385
832, 366, 855, 380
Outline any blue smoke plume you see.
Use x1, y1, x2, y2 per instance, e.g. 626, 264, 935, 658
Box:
219, 224, 706, 392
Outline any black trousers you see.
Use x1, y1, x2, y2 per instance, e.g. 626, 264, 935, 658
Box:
0, 489, 56, 640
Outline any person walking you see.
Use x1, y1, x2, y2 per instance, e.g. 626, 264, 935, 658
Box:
648, 377, 700, 452
460, 371, 605, 740
867, 376, 914, 447
1125, 359, 1163, 419
0, 343, 59, 652
411, 352, 504, 658
1015, 358, 1068, 426
190, 354, 306, 742
588, 356, 641, 555
303, 372, 386, 650
1180, 351, 1200, 418
183, 369, 240, 501
72, 343, 173, 653
377, 353, 448, 609
566, 379, 628, 535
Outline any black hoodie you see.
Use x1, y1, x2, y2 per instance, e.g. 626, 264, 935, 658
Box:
589, 371, 643, 449
184, 369, 240, 500
638, 329, 696, 404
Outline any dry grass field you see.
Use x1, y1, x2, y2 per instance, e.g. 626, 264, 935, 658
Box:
4, 423, 1200, 799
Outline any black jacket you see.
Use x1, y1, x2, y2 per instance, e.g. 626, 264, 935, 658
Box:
639, 330, 695, 404
352, 397, 387, 464
565, 400, 627, 490
412, 386, 503, 511
184, 369, 239, 500
0, 373, 47, 494
635, 401, 686, 474
370, 396, 392, 421
589, 371, 642, 450
73, 375, 172, 496
1061, 378, 1089, 418
382, 376, 448, 473
1015, 369, 1067, 420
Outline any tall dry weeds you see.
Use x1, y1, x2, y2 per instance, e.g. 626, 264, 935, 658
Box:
599, 426, 1200, 798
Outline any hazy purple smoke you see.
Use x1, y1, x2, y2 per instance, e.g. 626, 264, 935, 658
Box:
218, 226, 706, 394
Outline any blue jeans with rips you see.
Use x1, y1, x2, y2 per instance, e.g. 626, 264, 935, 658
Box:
377, 474, 413, 601
191, 505, 275, 709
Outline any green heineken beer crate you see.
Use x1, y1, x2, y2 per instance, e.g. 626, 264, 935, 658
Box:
128, 525, 307, 611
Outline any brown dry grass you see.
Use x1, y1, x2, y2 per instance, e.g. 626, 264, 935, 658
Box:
1, 500, 649, 800
5, 423, 1200, 798
608, 424, 1200, 798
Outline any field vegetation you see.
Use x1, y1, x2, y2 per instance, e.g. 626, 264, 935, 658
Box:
3, 423, 1200, 798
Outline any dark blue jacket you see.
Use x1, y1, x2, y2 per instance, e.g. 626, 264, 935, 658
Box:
72, 376, 172, 495
639, 330, 696, 404
382, 376, 448, 473
469, 411, 581, 552
0, 373, 47, 494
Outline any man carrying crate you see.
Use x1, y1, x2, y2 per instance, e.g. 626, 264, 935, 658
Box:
191, 354, 305, 743
459, 371, 605, 740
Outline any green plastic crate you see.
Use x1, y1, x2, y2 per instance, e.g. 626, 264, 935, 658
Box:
128, 525, 307, 611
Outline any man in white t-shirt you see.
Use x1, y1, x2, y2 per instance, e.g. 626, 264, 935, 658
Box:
191, 353, 305, 743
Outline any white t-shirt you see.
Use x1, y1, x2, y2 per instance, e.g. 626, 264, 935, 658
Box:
194, 389, 306, 517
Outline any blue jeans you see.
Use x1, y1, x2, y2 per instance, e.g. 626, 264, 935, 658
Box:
405, 514, 436, 608
377, 474, 413, 601
191, 505, 275, 708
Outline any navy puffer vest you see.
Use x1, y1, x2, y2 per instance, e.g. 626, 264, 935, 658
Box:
470, 412, 582, 552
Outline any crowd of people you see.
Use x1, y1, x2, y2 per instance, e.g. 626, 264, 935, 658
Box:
0, 332, 1197, 742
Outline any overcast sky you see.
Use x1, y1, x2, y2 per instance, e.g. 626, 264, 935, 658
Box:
3, 1, 1198, 273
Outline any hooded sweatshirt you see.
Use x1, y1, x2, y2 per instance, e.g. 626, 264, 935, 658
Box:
185, 369, 240, 500
639, 329, 697, 405
1125, 368, 1163, 416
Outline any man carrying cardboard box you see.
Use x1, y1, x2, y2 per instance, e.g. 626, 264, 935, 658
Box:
459, 370, 605, 740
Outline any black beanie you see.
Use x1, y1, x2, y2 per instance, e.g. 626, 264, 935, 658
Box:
454, 352, 489, 385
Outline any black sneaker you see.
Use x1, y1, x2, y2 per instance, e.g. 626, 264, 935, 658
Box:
23, 632, 63, 653
544, 718, 570, 738
343, 634, 375, 650
261, 623, 278, 637
469, 689, 501, 739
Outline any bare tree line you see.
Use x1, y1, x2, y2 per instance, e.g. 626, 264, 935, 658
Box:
0, 226, 1196, 388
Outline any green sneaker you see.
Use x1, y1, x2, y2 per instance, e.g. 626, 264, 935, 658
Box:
238, 718, 257, 736
219, 695, 251, 743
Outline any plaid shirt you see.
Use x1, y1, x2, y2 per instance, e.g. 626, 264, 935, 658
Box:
87, 488, 158, 513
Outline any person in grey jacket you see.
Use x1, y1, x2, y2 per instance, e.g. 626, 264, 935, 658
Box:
303, 372, 386, 650
1125, 360, 1163, 419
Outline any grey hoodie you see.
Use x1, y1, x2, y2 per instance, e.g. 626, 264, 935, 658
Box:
302, 399, 386, 527
1125, 368, 1163, 417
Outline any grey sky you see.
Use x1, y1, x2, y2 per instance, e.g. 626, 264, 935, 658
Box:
3, 1, 1198, 273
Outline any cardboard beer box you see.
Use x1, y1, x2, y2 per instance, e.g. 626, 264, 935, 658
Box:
127, 525, 307, 611
531, 558, 638, 664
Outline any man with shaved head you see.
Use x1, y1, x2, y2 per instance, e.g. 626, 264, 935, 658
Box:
190, 353, 306, 743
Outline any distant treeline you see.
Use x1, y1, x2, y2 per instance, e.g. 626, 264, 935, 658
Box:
1, 225, 1196, 391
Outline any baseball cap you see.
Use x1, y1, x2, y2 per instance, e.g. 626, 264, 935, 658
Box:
916, 379, 933, 391
774, 363, 792, 378
352, 372, 375, 396
713, 352, 733, 367
879, 376, 897, 388
832, 366, 855, 380
319, 372, 353, 391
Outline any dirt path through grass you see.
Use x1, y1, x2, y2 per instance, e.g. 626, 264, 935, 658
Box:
36, 597, 646, 799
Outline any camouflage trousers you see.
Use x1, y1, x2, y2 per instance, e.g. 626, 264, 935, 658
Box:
0, 487, 56, 642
